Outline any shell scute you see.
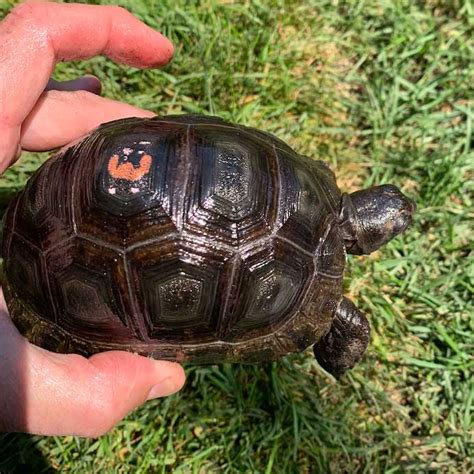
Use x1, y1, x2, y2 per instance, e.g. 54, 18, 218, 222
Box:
71, 120, 188, 247
127, 236, 234, 343
183, 124, 279, 246
222, 237, 314, 342
45, 237, 138, 342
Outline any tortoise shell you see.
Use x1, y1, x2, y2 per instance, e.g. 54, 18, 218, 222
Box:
3, 115, 346, 364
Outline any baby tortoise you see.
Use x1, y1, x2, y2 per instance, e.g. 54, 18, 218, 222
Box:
2, 115, 415, 377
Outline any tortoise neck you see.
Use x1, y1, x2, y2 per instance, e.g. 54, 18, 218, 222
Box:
338, 193, 365, 255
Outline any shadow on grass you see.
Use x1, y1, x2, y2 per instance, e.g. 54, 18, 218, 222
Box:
139, 357, 385, 471
0, 434, 54, 474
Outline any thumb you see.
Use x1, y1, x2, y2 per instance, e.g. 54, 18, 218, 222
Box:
0, 293, 185, 437
80, 351, 186, 437
14, 346, 185, 438
26, 348, 185, 437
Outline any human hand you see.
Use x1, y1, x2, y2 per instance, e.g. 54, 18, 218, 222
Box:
0, 1, 185, 437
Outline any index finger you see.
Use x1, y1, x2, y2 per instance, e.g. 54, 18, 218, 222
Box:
0, 1, 173, 167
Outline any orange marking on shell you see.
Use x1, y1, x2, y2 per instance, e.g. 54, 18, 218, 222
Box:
108, 154, 152, 181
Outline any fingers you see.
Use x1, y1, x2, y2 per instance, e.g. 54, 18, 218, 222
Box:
0, 293, 186, 437
0, 1, 174, 170
21, 89, 155, 151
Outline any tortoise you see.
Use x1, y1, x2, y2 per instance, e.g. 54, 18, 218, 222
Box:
2, 114, 415, 376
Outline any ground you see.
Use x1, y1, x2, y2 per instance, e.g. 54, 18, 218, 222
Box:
0, 0, 472, 472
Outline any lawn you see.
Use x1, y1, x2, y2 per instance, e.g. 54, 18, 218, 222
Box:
0, 0, 472, 472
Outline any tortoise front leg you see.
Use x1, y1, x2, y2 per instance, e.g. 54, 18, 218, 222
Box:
313, 297, 370, 378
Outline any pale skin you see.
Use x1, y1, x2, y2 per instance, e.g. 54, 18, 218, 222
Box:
0, 1, 186, 437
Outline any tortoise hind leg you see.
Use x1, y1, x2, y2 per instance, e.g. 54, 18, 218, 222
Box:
313, 297, 370, 378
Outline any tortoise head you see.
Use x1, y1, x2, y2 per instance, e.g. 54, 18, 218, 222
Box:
339, 184, 416, 255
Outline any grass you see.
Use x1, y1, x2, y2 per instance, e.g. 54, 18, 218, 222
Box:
0, 0, 473, 472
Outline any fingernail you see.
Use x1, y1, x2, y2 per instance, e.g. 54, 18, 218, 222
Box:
147, 378, 178, 400
82, 75, 102, 95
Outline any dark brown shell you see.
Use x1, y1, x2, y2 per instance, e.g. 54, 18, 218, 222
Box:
3, 115, 345, 363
